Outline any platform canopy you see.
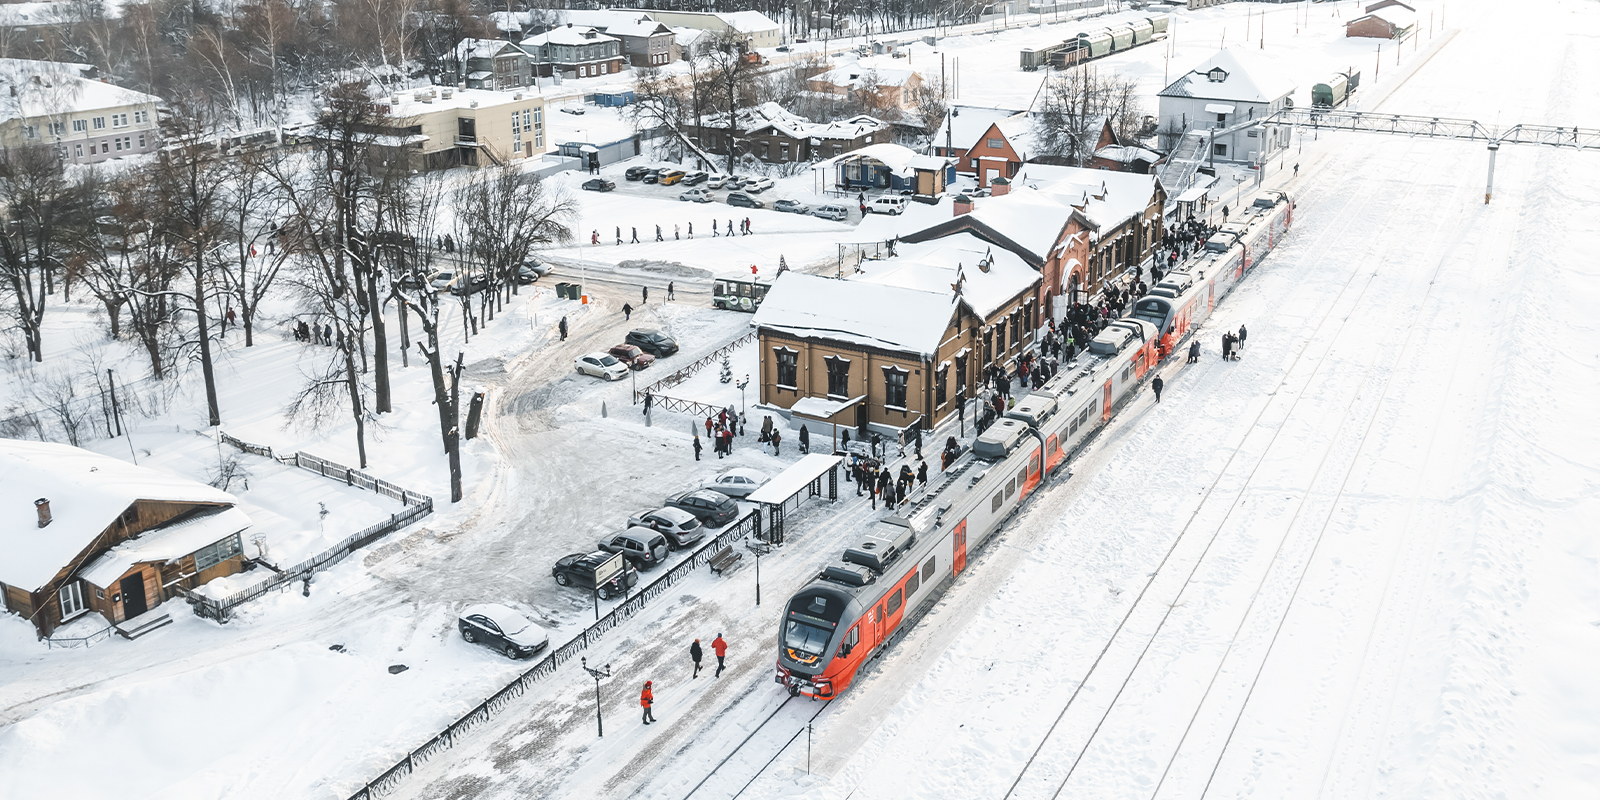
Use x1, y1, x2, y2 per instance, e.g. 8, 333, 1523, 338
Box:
746, 453, 844, 505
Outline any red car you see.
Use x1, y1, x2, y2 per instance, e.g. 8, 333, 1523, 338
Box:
608, 344, 655, 370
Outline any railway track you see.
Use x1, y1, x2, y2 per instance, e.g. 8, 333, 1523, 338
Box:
1001, 137, 1461, 800
679, 695, 833, 800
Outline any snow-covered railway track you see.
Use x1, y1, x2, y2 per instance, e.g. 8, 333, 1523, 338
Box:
679, 695, 833, 800
1002, 138, 1459, 800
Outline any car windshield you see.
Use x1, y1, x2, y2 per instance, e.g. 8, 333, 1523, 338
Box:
598, 355, 619, 366
784, 620, 833, 657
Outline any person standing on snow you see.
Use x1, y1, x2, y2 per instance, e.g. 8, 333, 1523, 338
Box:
1237, 324, 1248, 354
799, 425, 810, 454
1187, 339, 1199, 363
641, 681, 655, 724
559, 316, 568, 341
622, 302, 633, 321
642, 286, 649, 304
1222, 332, 1234, 361
693, 435, 702, 461
712, 634, 728, 678
1152, 375, 1164, 403
771, 429, 781, 456
690, 638, 704, 679
655, 224, 663, 242
631, 227, 640, 244
917, 460, 928, 489
616, 226, 622, 246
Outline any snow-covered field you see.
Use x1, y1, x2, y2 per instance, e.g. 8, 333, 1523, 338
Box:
4, 1, 1598, 799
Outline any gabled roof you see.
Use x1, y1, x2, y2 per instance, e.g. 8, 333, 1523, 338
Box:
0, 439, 236, 590
80, 506, 253, 588
0, 63, 161, 121
453, 38, 527, 62
859, 234, 1040, 320
523, 25, 619, 47
932, 105, 1028, 152
1157, 49, 1295, 105
1014, 164, 1163, 235
753, 272, 958, 356
1351, 7, 1418, 30
560, 10, 674, 38
718, 11, 780, 33
899, 190, 1079, 267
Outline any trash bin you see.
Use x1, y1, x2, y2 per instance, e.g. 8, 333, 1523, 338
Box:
556, 282, 574, 299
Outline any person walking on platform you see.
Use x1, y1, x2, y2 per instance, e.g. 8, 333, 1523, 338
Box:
640, 681, 655, 724
1152, 375, 1164, 403
1188, 339, 1200, 364
1222, 332, 1234, 361
1237, 324, 1248, 354
713, 634, 728, 677
690, 639, 704, 678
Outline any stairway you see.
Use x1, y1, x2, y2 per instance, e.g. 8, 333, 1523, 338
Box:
115, 609, 173, 640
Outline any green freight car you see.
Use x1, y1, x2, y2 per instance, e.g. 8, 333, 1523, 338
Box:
1312, 73, 1349, 107
1130, 19, 1154, 45
1109, 25, 1136, 51
1149, 15, 1170, 35
1077, 29, 1114, 58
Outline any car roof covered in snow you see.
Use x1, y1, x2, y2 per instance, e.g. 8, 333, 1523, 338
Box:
0, 439, 236, 590
460, 603, 532, 633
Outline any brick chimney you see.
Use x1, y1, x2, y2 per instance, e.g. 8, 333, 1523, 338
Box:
953, 194, 973, 216
35, 498, 51, 528
990, 176, 1011, 197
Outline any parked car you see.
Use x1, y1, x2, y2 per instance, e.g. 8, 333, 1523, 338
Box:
642, 168, 664, 184
743, 176, 776, 193
663, 488, 740, 527
812, 204, 850, 221
583, 178, 616, 192
679, 187, 715, 203
608, 343, 655, 369
776, 45, 791, 52
681, 170, 709, 185
773, 199, 810, 214
625, 166, 651, 181
521, 258, 553, 277
429, 270, 459, 291
575, 352, 629, 380
866, 194, 909, 215
598, 528, 671, 570
397, 269, 439, 290
626, 506, 705, 549
703, 468, 771, 498
625, 328, 679, 356
552, 551, 640, 599
706, 174, 732, 189
457, 603, 550, 659
727, 192, 765, 209
515, 264, 540, 284
560, 106, 586, 115
659, 169, 686, 185
449, 273, 489, 296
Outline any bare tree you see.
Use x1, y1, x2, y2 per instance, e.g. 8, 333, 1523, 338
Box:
452, 164, 575, 328
217, 150, 289, 347
1037, 66, 1145, 167
75, 174, 184, 378
0, 144, 91, 363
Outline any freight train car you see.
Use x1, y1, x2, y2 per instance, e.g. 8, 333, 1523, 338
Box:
777, 194, 1297, 700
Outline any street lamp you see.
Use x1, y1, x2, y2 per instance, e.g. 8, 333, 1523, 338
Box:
736, 374, 749, 415
581, 657, 612, 737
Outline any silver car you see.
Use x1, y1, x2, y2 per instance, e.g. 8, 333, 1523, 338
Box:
813, 204, 850, 221
599, 528, 671, 570
627, 506, 705, 549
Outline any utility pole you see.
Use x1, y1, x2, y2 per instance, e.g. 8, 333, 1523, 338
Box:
1484, 141, 1499, 204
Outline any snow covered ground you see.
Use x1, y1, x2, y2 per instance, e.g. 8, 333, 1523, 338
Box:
4, 1, 1597, 799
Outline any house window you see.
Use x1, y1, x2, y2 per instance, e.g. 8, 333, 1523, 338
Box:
74, 143, 82, 158
112, 113, 128, 128
58, 581, 86, 619
194, 533, 244, 572
955, 354, 968, 394
22, 125, 36, 139
936, 363, 948, 406
825, 356, 850, 398
93, 116, 105, 129
137, 134, 145, 149
72, 119, 86, 132
995, 319, 1007, 353
883, 366, 908, 409
48, 121, 65, 136
1213, 143, 1228, 157
1215, 113, 1226, 127
774, 348, 798, 389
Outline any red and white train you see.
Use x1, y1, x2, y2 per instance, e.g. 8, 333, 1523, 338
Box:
775, 194, 1295, 699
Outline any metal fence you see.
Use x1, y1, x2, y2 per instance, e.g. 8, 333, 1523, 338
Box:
633, 329, 756, 405
344, 510, 762, 800
43, 622, 117, 649
184, 434, 436, 623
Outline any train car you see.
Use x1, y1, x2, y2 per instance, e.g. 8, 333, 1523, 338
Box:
1130, 19, 1155, 45
1077, 29, 1114, 59
1149, 15, 1171, 35
1344, 69, 1362, 92
1049, 40, 1088, 69
1109, 25, 1136, 52
1020, 48, 1049, 71
1312, 73, 1349, 108
777, 193, 1295, 700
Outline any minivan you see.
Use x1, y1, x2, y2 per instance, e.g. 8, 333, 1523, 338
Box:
659, 169, 686, 185
866, 194, 908, 215
599, 528, 671, 570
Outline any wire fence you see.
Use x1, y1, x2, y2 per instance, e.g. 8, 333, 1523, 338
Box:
42, 621, 118, 649
633, 329, 756, 405
344, 510, 763, 800
181, 434, 436, 623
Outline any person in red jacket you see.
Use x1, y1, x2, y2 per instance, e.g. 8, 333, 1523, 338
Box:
641, 681, 655, 724
712, 634, 728, 678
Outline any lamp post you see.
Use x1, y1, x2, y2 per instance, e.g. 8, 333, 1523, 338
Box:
581, 657, 611, 737
736, 374, 749, 415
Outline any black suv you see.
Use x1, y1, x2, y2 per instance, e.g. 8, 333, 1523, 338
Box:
727, 191, 765, 209
625, 329, 679, 356
552, 551, 641, 599
625, 166, 651, 181
663, 489, 740, 528
583, 178, 616, 192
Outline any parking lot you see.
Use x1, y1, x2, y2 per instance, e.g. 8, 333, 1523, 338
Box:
582, 166, 869, 225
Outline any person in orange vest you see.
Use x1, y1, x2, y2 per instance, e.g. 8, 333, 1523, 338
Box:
641, 680, 655, 724
712, 634, 729, 678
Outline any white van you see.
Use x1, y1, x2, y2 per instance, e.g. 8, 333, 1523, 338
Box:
866, 194, 908, 215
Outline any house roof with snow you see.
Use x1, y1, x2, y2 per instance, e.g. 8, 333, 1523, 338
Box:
522, 25, 619, 48
80, 506, 252, 588
933, 105, 1027, 152
858, 234, 1041, 320
0, 439, 236, 590
1349, 7, 1418, 31
0, 2, 75, 27
0, 65, 162, 121
813, 59, 920, 91
559, 10, 674, 39
453, 38, 527, 61
718, 10, 780, 34
1015, 163, 1163, 235
753, 272, 959, 356
1157, 49, 1295, 105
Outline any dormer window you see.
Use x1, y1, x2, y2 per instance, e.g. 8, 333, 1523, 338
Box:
1207, 67, 1228, 82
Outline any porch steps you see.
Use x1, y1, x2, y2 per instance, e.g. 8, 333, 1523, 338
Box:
115, 610, 173, 640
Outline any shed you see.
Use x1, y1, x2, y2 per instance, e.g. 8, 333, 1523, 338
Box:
592, 90, 636, 107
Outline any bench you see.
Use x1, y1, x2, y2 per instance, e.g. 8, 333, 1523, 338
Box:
709, 545, 743, 575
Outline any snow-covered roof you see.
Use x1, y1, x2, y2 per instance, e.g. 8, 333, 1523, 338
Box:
859, 234, 1040, 320
1158, 49, 1295, 105
671, 26, 708, 50
1352, 7, 1418, 30
560, 10, 672, 38
815, 64, 919, 90
453, 38, 525, 61
739, 103, 889, 141
718, 10, 779, 34
0, 2, 75, 27
753, 272, 958, 356
0, 66, 161, 121
0, 439, 236, 590
932, 105, 1027, 152
523, 25, 619, 47
992, 114, 1042, 157
745, 454, 846, 504
80, 506, 252, 588
1096, 144, 1162, 163
378, 87, 532, 119
820, 142, 928, 176
1015, 163, 1162, 233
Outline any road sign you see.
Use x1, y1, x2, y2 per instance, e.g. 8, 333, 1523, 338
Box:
593, 552, 624, 587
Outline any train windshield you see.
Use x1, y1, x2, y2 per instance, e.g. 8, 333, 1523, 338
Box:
784, 620, 833, 657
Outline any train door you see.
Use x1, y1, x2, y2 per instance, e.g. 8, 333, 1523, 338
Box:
952, 519, 968, 575
1045, 434, 1060, 471
1209, 281, 1215, 313
1102, 380, 1113, 422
